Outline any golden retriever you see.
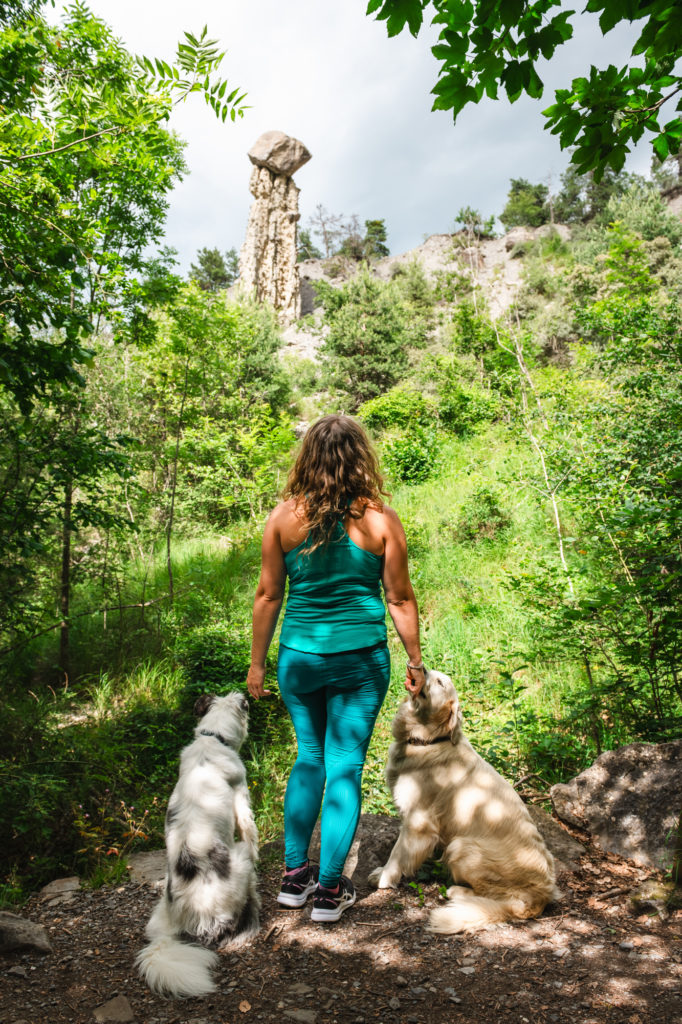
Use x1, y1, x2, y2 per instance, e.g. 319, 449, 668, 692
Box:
368, 670, 558, 932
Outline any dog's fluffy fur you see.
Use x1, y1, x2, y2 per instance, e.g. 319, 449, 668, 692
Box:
368, 670, 558, 933
136, 692, 260, 997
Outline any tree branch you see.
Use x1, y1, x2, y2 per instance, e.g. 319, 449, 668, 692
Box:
5, 125, 128, 164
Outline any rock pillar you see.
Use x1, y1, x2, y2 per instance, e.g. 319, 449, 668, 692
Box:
239, 131, 311, 326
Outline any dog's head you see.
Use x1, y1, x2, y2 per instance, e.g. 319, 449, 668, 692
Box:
400, 668, 462, 743
193, 690, 250, 748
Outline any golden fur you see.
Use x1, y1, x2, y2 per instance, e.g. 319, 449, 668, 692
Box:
368, 670, 559, 933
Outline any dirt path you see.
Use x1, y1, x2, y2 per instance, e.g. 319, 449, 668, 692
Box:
2, 830, 681, 1024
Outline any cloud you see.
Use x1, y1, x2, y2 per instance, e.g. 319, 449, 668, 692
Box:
55, 1, 652, 269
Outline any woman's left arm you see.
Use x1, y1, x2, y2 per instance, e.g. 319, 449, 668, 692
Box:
247, 510, 287, 699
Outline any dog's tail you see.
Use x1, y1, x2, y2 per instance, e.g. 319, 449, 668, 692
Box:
427, 885, 551, 934
136, 895, 218, 998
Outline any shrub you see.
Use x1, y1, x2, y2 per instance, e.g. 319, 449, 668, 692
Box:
383, 427, 441, 484
172, 620, 253, 698
358, 386, 435, 431
438, 382, 499, 435
455, 487, 511, 543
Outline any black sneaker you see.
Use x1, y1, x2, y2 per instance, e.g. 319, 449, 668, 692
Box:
277, 862, 319, 908
311, 875, 356, 922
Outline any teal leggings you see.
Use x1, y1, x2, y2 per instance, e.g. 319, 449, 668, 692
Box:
277, 642, 390, 887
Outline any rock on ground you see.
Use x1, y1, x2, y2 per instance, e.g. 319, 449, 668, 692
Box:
550, 739, 682, 870
0, 911, 51, 954
93, 994, 134, 1022
126, 850, 165, 887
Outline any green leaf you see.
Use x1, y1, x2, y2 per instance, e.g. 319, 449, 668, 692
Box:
652, 133, 670, 161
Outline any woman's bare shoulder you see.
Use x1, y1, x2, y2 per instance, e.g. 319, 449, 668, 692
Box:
268, 498, 301, 522
268, 499, 308, 548
364, 503, 404, 534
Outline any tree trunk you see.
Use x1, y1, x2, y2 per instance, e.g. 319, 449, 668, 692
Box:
59, 476, 73, 681
166, 357, 190, 606
673, 811, 682, 887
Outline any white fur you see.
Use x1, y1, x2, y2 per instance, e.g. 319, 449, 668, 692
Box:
136, 692, 260, 997
368, 670, 559, 933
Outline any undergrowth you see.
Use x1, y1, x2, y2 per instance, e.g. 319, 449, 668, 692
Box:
0, 422, 646, 903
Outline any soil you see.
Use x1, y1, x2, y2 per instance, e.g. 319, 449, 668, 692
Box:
2, 827, 681, 1024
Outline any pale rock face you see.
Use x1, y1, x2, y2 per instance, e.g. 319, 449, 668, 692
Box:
240, 138, 308, 325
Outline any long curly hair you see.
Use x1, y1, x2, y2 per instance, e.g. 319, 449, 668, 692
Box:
283, 415, 388, 551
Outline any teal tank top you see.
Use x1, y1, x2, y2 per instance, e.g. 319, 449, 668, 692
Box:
280, 524, 387, 654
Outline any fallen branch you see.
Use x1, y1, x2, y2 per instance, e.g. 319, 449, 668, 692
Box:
0, 591, 186, 657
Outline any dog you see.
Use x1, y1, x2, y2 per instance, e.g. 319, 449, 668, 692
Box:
368, 670, 559, 933
136, 691, 260, 997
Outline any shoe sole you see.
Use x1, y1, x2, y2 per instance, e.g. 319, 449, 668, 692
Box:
310, 891, 356, 922
277, 882, 316, 908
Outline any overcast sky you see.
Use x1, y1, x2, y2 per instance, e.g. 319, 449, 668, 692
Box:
54, 1, 650, 271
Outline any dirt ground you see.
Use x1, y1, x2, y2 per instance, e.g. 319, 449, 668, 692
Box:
2, 828, 681, 1024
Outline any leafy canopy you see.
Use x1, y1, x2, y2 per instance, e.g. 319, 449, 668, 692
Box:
367, 0, 682, 180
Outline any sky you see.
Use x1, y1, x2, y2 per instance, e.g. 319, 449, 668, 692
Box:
54, 1, 651, 272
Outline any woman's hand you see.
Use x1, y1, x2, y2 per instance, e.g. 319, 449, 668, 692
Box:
247, 664, 271, 700
405, 664, 426, 696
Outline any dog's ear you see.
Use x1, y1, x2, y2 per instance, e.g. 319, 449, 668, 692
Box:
448, 696, 462, 738
193, 693, 215, 719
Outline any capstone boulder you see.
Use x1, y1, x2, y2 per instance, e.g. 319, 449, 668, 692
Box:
248, 130, 311, 178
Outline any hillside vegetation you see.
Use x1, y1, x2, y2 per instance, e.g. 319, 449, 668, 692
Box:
2, 4, 682, 903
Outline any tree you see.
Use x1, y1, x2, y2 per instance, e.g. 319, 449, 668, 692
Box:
337, 214, 366, 260
367, 0, 682, 180
500, 179, 550, 229
0, 2, 246, 665
189, 247, 239, 290
364, 219, 389, 258
454, 206, 495, 239
297, 227, 322, 261
553, 166, 633, 223
318, 272, 410, 409
0, 3, 246, 410
308, 204, 346, 258
651, 144, 682, 193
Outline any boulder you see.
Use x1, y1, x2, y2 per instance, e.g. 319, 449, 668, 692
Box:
309, 813, 400, 888
504, 226, 536, 252
308, 807, 582, 887
550, 740, 682, 870
248, 131, 311, 178
40, 876, 79, 899
527, 805, 585, 874
0, 912, 51, 955
126, 850, 166, 887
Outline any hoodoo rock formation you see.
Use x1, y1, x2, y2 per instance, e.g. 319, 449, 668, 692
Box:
239, 130, 311, 325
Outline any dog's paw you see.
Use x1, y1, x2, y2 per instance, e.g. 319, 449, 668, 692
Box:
368, 866, 398, 889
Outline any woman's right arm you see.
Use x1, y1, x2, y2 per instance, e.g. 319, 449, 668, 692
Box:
247, 509, 287, 699
381, 508, 425, 696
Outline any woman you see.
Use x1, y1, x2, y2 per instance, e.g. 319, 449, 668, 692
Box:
246, 414, 425, 922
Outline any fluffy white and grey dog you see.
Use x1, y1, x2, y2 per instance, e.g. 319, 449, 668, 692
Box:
136, 691, 260, 998
369, 670, 559, 933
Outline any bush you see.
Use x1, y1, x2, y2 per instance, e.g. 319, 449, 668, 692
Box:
438, 382, 499, 435
383, 427, 441, 484
358, 386, 435, 431
172, 620, 253, 698
455, 487, 511, 543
